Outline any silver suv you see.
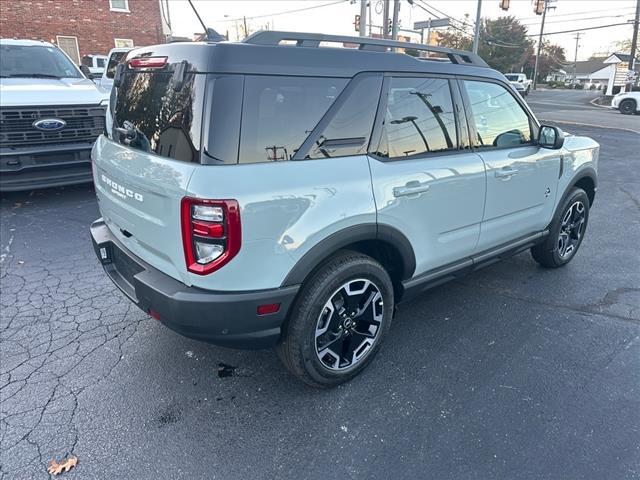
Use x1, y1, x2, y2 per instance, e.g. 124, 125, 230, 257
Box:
90, 32, 599, 387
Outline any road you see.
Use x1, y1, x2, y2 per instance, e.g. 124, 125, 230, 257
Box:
526, 89, 640, 133
1, 124, 639, 477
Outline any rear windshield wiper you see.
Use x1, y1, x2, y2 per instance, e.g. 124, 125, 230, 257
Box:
1, 73, 64, 79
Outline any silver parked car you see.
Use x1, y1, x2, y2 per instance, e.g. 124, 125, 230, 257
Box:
90, 32, 599, 387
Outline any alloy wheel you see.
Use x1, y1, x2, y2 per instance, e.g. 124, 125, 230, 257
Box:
314, 279, 384, 371
557, 200, 586, 259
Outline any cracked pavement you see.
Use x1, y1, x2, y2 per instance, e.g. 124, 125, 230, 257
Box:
1, 125, 639, 479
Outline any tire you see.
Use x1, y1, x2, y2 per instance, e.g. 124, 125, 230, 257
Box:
619, 99, 636, 115
531, 187, 590, 268
276, 250, 394, 388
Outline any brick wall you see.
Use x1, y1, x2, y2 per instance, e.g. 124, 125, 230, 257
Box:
0, 0, 164, 57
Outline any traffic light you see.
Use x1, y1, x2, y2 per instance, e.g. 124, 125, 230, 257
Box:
354, 14, 360, 32
387, 18, 392, 34
534, 0, 545, 15
499, 0, 510, 11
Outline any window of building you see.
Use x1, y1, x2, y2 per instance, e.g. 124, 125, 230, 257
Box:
462, 80, 532, 148
239, 75, 348, 163
114, 38, 134, 48
109, 0, 130, 12
375, 77, 458, 159
56, 36, 80, 65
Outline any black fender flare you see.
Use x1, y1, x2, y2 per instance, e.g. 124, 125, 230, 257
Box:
281, 223, 416, 287
562, 166, 597, 205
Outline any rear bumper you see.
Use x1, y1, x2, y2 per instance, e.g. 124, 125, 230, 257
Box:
90, 218, 299, 349
0, 142, 94, 192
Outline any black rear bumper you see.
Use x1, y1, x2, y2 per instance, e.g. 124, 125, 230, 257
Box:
0, 142, 94, 192
90, 219, 299, 349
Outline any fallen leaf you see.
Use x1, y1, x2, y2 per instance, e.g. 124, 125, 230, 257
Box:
47, 456, 77, 476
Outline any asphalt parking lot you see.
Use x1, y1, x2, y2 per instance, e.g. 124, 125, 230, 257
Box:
1, 122, 639, 479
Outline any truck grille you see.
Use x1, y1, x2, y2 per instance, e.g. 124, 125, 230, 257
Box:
0, 105, 106, 148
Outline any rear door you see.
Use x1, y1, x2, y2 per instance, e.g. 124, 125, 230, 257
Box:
367, 75, 487, 276
94, 50, 207, 284
460, 79, 560, 251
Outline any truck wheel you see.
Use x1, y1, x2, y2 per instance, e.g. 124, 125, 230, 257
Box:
276, 251, 394, 388
531, 188, 590, 268
619, 99, 636, 115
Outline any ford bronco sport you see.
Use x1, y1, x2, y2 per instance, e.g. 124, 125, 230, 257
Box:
90, 32, 599, 387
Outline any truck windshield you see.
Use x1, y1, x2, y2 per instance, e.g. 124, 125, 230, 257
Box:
0, 44, 82, 79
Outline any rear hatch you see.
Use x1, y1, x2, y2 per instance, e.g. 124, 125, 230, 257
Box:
93, 44, 212, 284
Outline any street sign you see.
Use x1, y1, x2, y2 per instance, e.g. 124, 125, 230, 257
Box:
413, 18, 450, 30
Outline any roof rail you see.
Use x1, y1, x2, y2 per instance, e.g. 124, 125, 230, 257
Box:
243, 31, 488, 68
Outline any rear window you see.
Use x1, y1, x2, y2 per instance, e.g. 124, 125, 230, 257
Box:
505, 74, 520, 81
112, 69, 205, 162
105, 51, 128, 79
239, 76, 348, 163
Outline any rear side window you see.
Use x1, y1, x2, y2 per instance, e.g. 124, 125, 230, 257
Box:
375, 77, 458, 159
463, 80, 532, 148
305, 75, 383, 159
239, 76, 348, 163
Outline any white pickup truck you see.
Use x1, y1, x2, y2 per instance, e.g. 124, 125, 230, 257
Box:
0, 39, 109, 191
505, 73, 532, 96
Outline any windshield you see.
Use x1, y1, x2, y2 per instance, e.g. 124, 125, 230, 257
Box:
505, 75, 520, 82
0, 44, 82, 79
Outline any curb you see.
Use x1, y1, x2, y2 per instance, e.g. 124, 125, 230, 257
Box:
589, 97, 613, 109
538, 118, 640, 135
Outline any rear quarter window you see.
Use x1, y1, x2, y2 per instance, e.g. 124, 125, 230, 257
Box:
239, 75, 348, 163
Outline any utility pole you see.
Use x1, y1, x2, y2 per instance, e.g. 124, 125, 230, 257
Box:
628, 0, 640, 91
571, 32, 583, 83
382, 0, 390, 38
532, 0, 550, 90
391, 0, 400, 40
359, 0, 367, 37
472, 0, 482, 54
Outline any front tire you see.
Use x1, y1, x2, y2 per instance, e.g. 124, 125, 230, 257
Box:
276, 251, 394, 388
619, 99, 636, 115
531, 187, 590, 268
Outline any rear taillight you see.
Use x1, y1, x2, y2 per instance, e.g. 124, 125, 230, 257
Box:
181, 197, 241, 275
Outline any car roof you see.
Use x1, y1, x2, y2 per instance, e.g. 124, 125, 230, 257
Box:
127, 31, 503, 81
0, 38, 55, 47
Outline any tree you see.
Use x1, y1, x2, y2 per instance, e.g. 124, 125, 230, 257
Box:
437, 16, 534, 72
436, 14, 473, 51
479, 16, 534, 72
611, 39, 632, 52
523, 41, 566, 82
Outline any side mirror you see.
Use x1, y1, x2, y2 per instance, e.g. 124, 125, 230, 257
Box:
79, 65, 94, 80
538, 125, 564, 150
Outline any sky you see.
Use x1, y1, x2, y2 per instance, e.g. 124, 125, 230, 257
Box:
164, 0, 638, 61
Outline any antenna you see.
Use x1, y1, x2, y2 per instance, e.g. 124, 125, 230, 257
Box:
186, 0, 226, 42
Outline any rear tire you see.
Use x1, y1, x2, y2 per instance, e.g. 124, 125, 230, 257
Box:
531, 188, 590, 268
619, 99, 636, 115
276, 250, 394, 388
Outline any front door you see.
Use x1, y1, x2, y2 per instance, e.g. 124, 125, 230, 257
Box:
368, 76, 486, 276
461, 79, 561, 252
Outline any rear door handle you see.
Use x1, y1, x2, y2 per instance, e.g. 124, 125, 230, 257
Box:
393, 180, 430, 197
495, 167, 519, 179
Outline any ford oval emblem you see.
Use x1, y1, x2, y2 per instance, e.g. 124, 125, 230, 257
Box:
33, 118, 66, 132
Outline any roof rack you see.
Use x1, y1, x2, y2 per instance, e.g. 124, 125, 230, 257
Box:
243, 31, 488, 68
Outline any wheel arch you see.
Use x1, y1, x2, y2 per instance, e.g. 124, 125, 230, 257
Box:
281, 224, 416, 298
568, 168, 597, 206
